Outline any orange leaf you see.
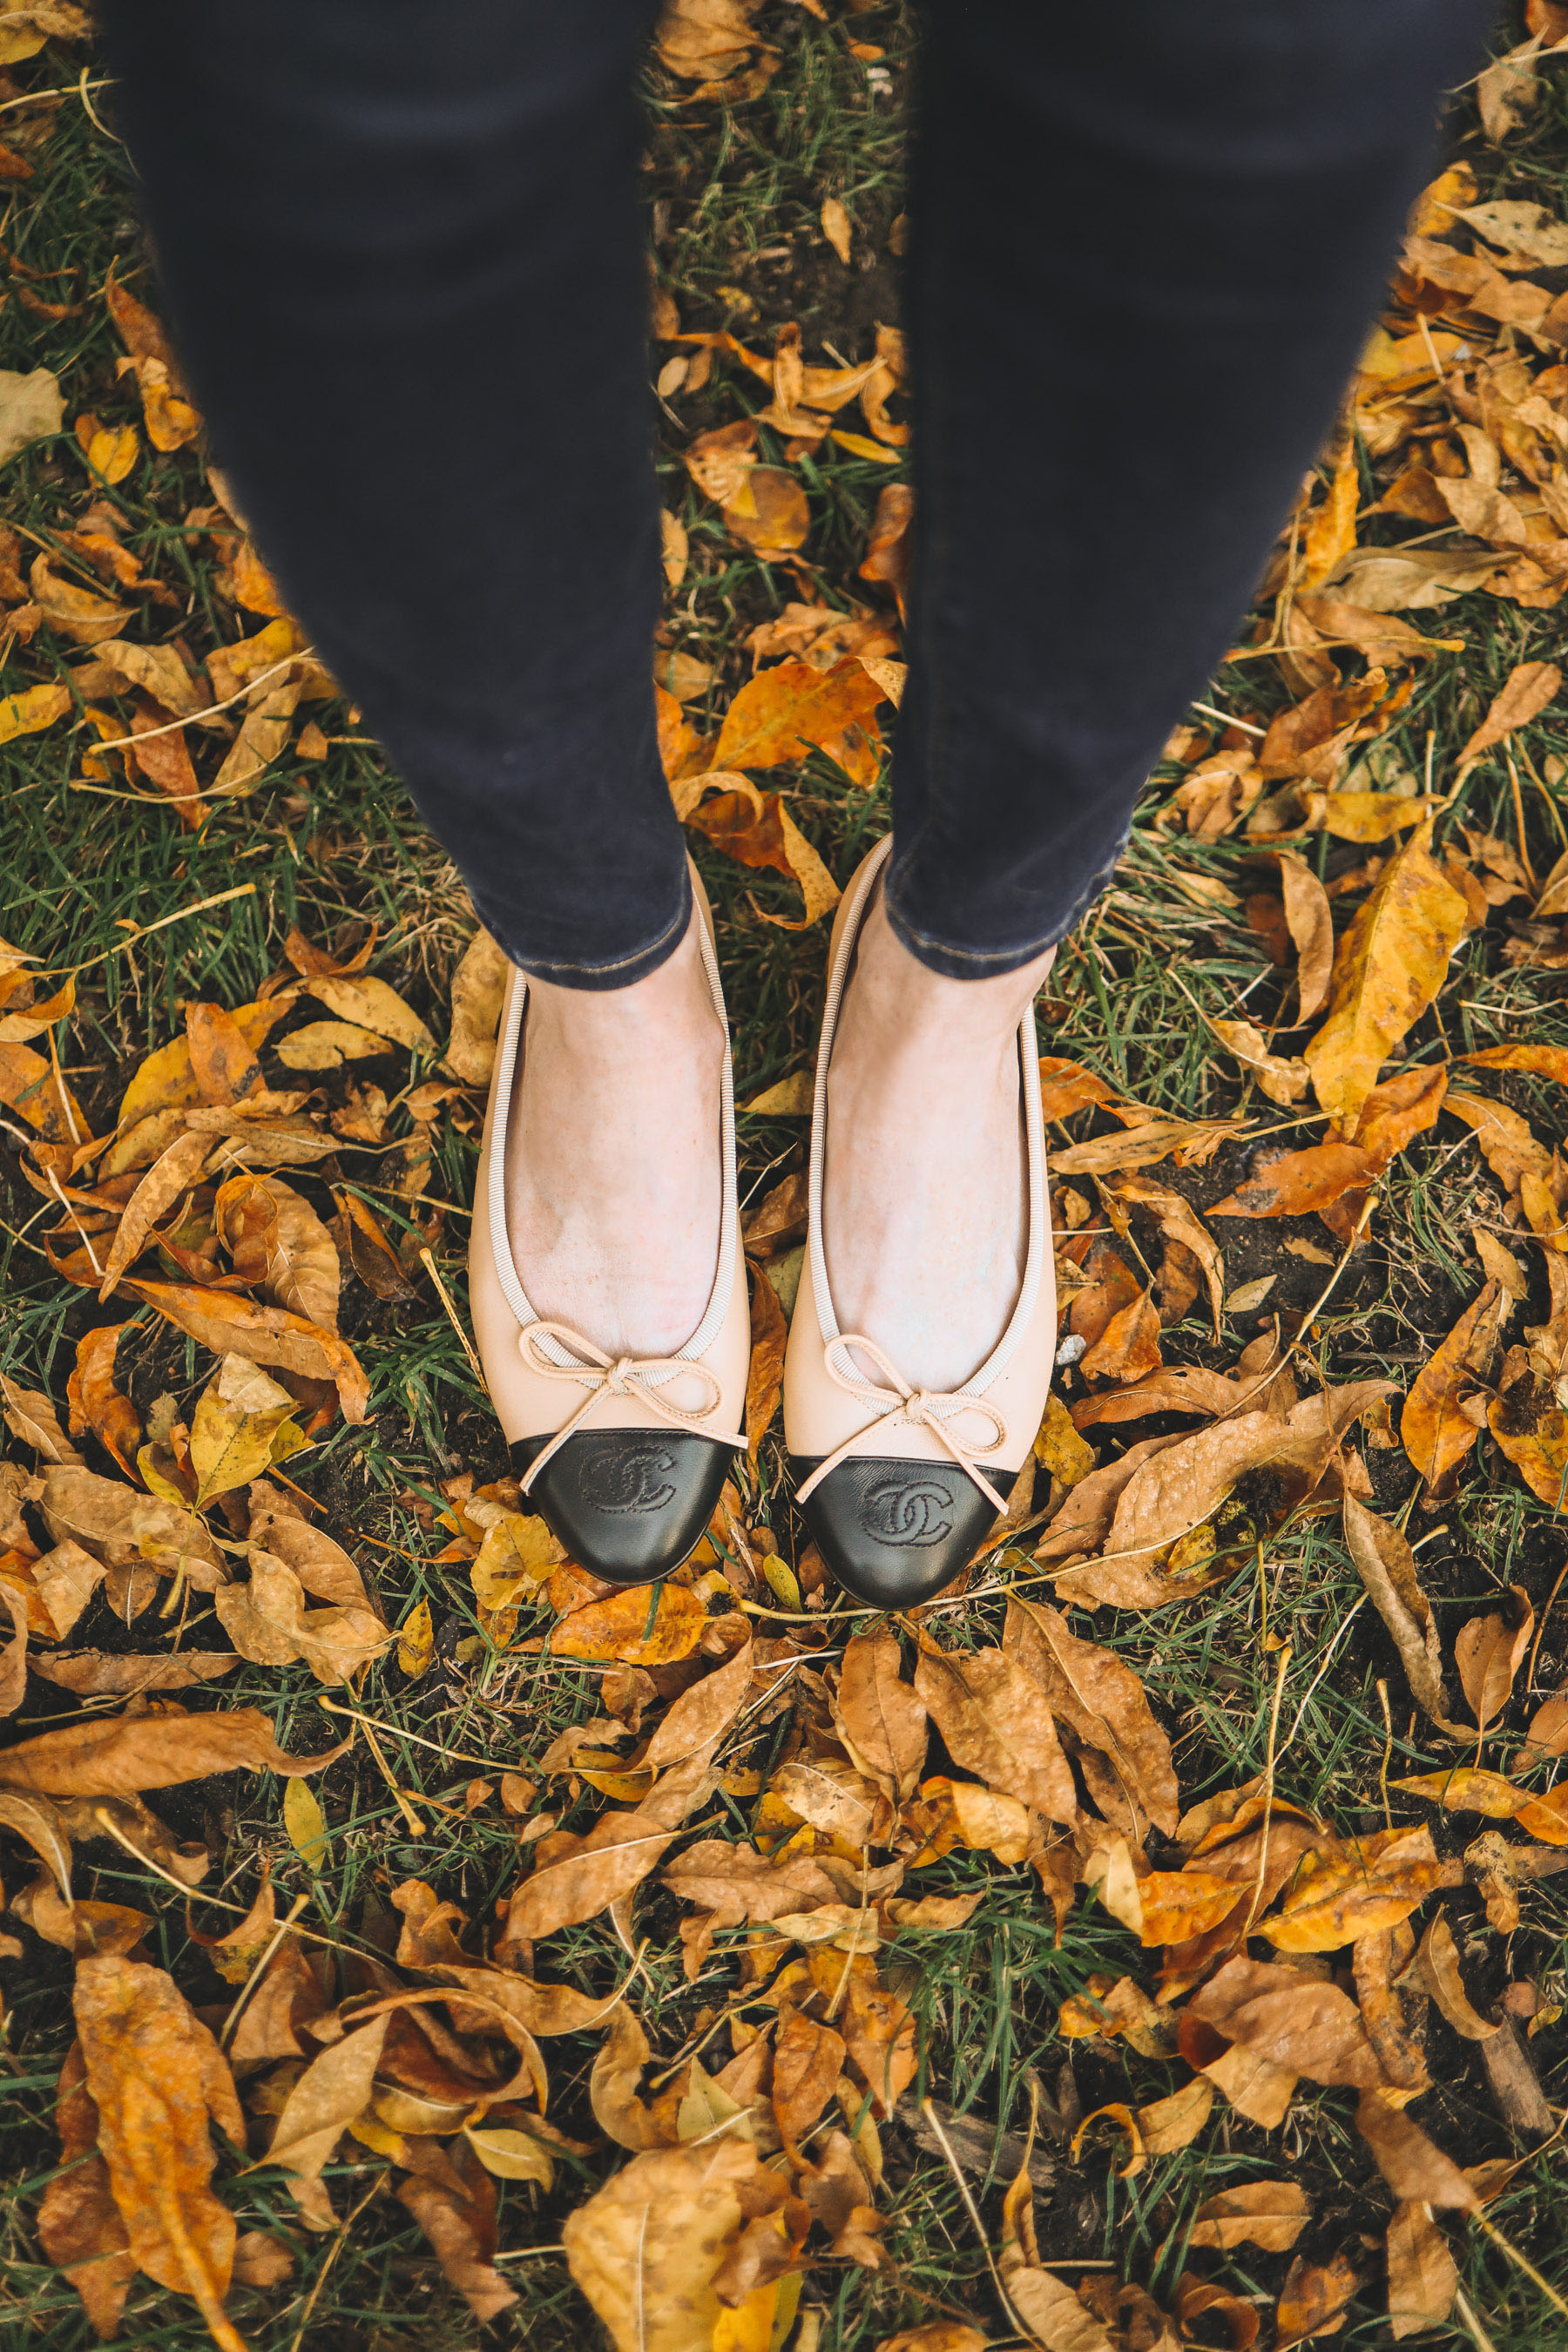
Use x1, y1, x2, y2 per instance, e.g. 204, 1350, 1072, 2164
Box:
125, 1277, 369, 1424
549, 1584, 706, 1666
746, 1258, 787, 1452
1402, 1281, 1503, 1489
708, 657, 888, 787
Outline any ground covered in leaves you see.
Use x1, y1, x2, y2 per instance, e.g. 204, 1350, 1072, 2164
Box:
0, 3, 1566, 2349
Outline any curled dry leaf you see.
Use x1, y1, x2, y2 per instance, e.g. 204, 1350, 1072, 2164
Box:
747, 1256, 787, 1450
508, 1738, 723, 1942
125, 1278, 368, 1423
1186, 1955, 1381, 2087
1275, 2253, 1360, 2347
67, 1323, 142, 1479
1416, 1913, 1499, 2040
31, 1649, 239, 1696
247, 1481, 379, 1612
0, 1702, 347, 1796
214, 1173, 340, 1330
1207, 1016, 1311, 1107
95, 1127, 212, 1301
1186, 2179, 1311, 2253
1456, 658, 1562, 776
1342, 1495, 1468, 1738
1, 1374, 85, 1465
303, 971, 436, 1053
395, 2138, 517, 2324
1277, 848, 1335, 1021
39, 1463, 226, 1588
189, 1354, 305, 1501
1355, 2086, 1478, 2210
215, 1545, 389, 1685
1259, 1824, 1443, 1952
267, 2014, 389, 2187
1302, 826, 1468, 1138
1456, 1585, 1534, 1731
446, 926, 510, 1085
1003, 1596, 1178, 1835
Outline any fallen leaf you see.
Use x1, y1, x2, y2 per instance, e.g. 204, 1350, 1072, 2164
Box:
1355, 2085, 1478, 2210
913, 1639, 1077, 1822
821, 194, 853, 263
39, 1463, 226, 1587
1, 1375, 85, 1466
216, 1545, 389, 1686
834, 1627, 928, 1802
1456, 659, 1562, 776
1488, 1369, 1568, 1506
214, 1173, 341, 1330
303, 971, 435, 1053
1206, 1016, 1310, 1106
1386, 2200, 1459, 2339
1260, 1825, 1442, 1952
0, 362, 63, 464
508, 1740, 722, 1942
1275, 2252, 1360, 2346
189, 1354, 304, 1501
564, 2138, 798, 2352
1001, 2159, 1117, 2351
37, 2039, 136, 2339
66, 1323, 142, 1478
551, 1584, 706, 1666
445, 927, 509, 1085
707, 656, 887, 788
774, 2007, 847, 2153
747, 1257, 787, 1451
0, 1703, 345, 1796
1302, 826, 1468, 1136
72, 1957, 241, 2330
1186, 1954, 1381, 2087
1186, 2180, 1311, 2254
31, 1650, 238, 1696
125, 1279, 368, 1423
0, 679, 71, 746
268, 2014, 388, 2187
1136, 2078, 1214, 2155
395, 2137, 517, 2324
1004, 1597, 1178, 1835
1416, 1913, 1498, 2040
1402, 1281, 1503, 1489
1456, 1586, 1534, 1730
1342, 1496, 1466, 1737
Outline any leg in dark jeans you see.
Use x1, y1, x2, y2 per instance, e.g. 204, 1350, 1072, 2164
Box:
101, 0, 680, 990
885, 0, 1492, 977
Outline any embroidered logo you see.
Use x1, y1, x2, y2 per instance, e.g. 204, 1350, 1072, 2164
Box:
577, 1443, 678, 1515
860, 1477, 955, 1546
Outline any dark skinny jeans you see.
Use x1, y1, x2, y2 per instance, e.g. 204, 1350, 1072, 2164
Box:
101, 0, 1489, 986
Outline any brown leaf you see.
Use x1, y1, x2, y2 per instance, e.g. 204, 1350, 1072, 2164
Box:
66, 1324, 141, 1479
840, 1972, 916, 2114
550, 1584, 706, 1666
1386, 2200, 1459, 2339
96, 1128, 213, 1301
1034, 1432, 1184, 1564
73, 1957, 240, 2325
334, 1186, 417, 1301
245, 1482, 376, 1612
0, 1702, 346, 1796
589, 2004, 669, 2151
268, 2015, 389, 2186
1207, 1017, 1311, 1107
1402, 1281, 1504, 1490
1186, 1955, 1382, 2086
395, 2137, 517, 2324
31, 1650, 238, 1697
1456, 659, 1562, 776
1001, 2159, 1118, 2349
1416, 1913, 1499, 2040
1353, 1921, 1429, 2093
125, 1278, 368, 1423
1488, 1369, 1568, 1506
1355, 2085, 1478, 2210
1186, 2179, 1311, 2253
37, 2040, 135, 2339
1342, 1495, 1467, 1737
1136, 2078, 1214, 2156
746, 1258, 787, 1450
1260, 1824, 1442, 1953
1276, 2252, 1360, 2346
1050, 1114, 1241, 1177
507, 1739, 721, 1941
1456, 1586, 1534, 1730
1174, 2275, 1260, 2352
186, 1001, 261, 1106
834, 1629, 927, 1802
215, 1173, 341, 1330
215, 1545, 389, 1685
563, 2139, 798, 2352
707, 656, 887, 788
1003, 1597, 1178, 1835
1108, 1176, 1225, 1337
1302, 827, 1468, 1136
913, 1639, 1078, 1822
860, 481, 914, 611
1, 1374, 85, 1466
39, 1463, 226, 1588
773, 2007, 846, 2152
444, 927, 509, 1085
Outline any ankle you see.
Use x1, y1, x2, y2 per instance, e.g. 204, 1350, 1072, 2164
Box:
835, 890, 1054, 1072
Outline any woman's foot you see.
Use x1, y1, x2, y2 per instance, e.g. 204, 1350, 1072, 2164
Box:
822, 883, 1056, 1393
504, 908, 726, 1359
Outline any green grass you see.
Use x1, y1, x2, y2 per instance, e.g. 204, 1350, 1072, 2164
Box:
0, 2, 1566, 2347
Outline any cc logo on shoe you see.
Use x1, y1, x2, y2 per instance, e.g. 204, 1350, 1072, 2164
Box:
577, 1443, 678, 1515
861, 1478, 955, 1547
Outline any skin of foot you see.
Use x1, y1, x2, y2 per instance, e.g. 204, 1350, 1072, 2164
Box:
822, 882, 1056, 1396
504, 907, 726, 1361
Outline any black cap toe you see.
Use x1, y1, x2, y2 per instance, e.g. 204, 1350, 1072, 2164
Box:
788, 1454, 1016, 1607
510, 1430, 734, 1585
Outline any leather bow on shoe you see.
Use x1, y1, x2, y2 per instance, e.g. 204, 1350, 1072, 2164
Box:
792, 1330, 1010, 1514
516, 1318, 747, 1493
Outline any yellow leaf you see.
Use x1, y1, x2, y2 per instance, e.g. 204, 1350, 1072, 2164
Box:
395, 1598, 434, 1680
188, 1354, 304, 1501
1302, 826, 1468, 1136
0, 681, 71, 747
84, 422, 139, 484
283, 1775, 328, 1871
462, 2124, 554, 2187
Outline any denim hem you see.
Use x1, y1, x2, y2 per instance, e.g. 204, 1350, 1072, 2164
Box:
883, 832, 1128, 980
484, 866, 693, 993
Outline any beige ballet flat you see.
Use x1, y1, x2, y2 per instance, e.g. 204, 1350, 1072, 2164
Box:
468, 869, 749, 1584
781, 835, 1056, 1605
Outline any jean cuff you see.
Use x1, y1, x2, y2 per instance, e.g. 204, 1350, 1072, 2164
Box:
479, 865, 693, 993
882, 835, 1129, 979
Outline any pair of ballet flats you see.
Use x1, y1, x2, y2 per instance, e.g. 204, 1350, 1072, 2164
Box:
468, 836, 1056, 1608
